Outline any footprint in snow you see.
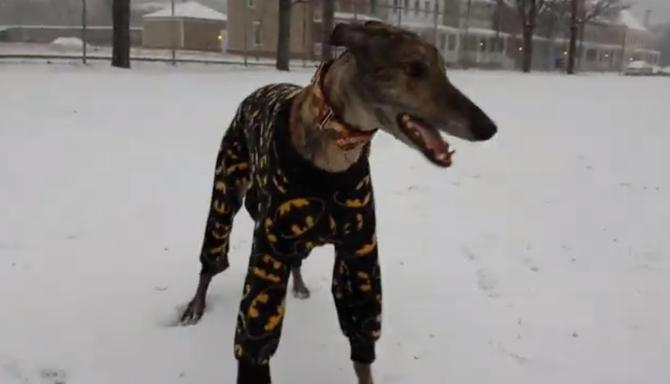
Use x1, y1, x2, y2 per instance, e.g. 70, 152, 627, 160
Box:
476, 268, 499, 298
40, 368, 67, 384
462, 247, 477, 262
522, 257, 540, 273
496, 344, 529, 365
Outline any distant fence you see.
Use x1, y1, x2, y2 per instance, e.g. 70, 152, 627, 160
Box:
0, 0, 294, 67
0, 25, 142, 45
0, 0, 653, 72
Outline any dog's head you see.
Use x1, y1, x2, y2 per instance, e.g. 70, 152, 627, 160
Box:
330, 21, 497, 167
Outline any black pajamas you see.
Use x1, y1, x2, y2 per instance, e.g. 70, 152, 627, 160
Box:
198, 84, 382, 381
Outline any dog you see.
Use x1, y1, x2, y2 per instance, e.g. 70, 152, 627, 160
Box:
179, 21, 497, 384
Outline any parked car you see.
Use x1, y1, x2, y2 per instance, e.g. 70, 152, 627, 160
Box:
624, 61, 655, 76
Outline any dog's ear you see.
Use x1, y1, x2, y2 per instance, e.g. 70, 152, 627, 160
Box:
329, 23, 370, 50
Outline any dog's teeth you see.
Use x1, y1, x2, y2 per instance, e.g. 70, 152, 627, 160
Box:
437, 153, 448, 161
401, 114, 411, 123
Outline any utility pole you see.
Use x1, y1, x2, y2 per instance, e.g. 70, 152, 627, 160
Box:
567, 0, 578, 74
461, 0, 473, 67
322, 0, 334, 61
620, 27, 628, 73
243, 2, 249, 66
276, 0, 291, 71
495, 0, 503, 53
644, 9, 651, 28
433, 1, 439, 46
171, 0, 176, 65
81, 0, 87, 64
111, 0, 131, 68
397, 1, 402, 26
302, 3, 307, 66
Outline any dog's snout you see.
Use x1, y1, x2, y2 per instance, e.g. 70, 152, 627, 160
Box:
472, 113, 497, 141
442, 84, 497, 142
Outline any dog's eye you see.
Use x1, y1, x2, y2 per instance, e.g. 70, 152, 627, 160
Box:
404, 61, 427, 78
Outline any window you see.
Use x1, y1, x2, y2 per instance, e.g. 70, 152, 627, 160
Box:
253, 21, 261, 47
425, 1, 430, 14
404, 0, 409, 13
314, 43, 322, 56
247, 0, 255, 8
586, 49, 597, 62
448, 34, 457, 51
392, 0, 399, 13
440, 33, 446, 50
414, 0, 419, 15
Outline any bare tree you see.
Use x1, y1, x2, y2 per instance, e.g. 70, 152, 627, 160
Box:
112, 0, 130, 68
659, 27, 670, 66
515, 0, 549, 73
322, 0, 335, 61
276, 0, 310, 71
567, 0, 580, 74
566, 0, 629, 74
277, 0, 292, 71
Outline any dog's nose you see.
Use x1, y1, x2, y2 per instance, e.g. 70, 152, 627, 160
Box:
473, 115, 497, 141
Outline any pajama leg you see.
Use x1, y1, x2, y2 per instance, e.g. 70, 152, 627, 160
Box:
332, 241, 382, 364
181, 109, 250, 325
199, 124, 250, 276
235, 241, 291, 382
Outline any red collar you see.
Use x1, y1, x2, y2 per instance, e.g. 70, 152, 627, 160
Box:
311, 60, 377, 150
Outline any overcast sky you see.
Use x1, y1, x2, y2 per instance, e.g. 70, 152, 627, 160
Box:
632, 0, 670, 24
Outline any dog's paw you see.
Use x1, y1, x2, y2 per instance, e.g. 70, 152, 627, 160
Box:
179, 299, 206, 326
291, 285, 311, 300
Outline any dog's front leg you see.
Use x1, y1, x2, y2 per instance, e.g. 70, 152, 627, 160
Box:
180, 272, 213, 325
333, 235, 381, 384
235, 236, 291, 384
354, 362, 374, 384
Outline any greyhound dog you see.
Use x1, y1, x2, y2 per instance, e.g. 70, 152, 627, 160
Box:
179, 21, 497, 384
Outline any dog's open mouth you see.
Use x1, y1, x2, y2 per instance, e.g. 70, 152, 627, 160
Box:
397, 113, 454, 167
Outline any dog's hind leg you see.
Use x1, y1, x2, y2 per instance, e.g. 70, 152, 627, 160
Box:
180, 119, 250, 325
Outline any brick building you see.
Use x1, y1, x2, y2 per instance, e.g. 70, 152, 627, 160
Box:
226, 0, 383, 60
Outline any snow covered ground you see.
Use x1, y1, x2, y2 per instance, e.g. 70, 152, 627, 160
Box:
1, 63, 669, 384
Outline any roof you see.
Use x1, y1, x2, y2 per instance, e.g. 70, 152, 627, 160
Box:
144, 1, 227, 21
401, 21, 459, 33
334, 12, 382, 22
618, 10, 646, 31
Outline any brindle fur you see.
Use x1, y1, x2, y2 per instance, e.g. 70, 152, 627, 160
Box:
180, 21, 497, 384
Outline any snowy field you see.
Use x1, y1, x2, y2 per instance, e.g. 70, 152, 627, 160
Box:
1, 63, 669, 384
